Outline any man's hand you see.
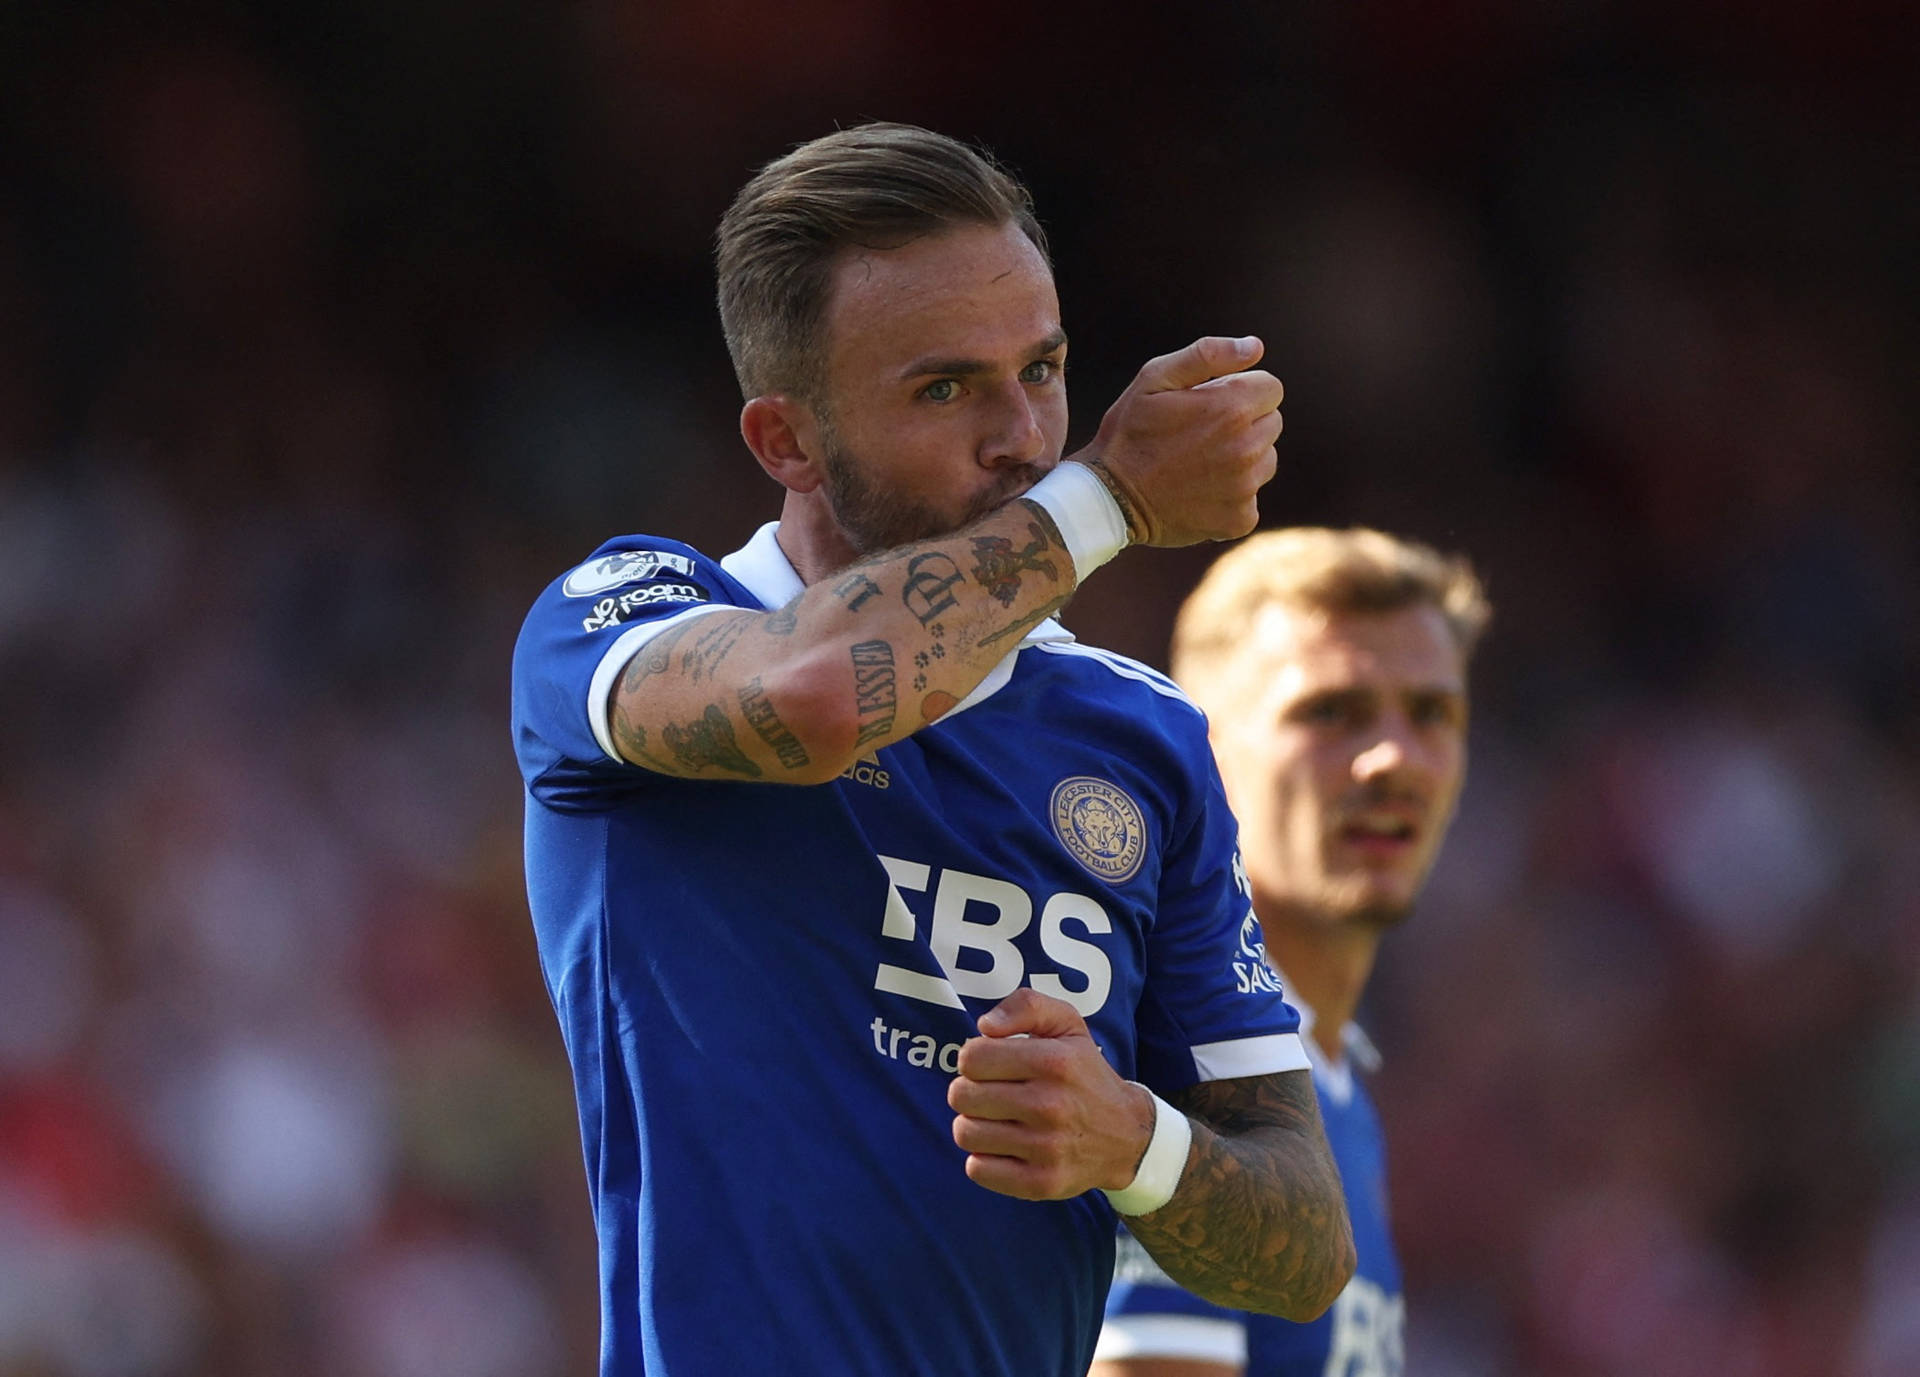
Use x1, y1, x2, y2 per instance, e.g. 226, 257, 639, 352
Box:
1071, 335, 1284, 548
948, 988, 1160, 1200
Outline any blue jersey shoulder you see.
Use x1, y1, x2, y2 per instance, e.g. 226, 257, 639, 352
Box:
511, 535, 753, 796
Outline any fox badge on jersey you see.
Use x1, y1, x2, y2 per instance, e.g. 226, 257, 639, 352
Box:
1051, 776, 1147, 883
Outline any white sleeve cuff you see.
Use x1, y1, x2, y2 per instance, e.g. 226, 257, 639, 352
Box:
586, 605, 731, 763
1094, 1314, 1249, 1364
1190, 1031, 1311, 1082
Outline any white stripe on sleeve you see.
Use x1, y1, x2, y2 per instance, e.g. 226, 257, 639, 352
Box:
1190, 1031, 1312, 1082
1093, 1314, 1249, 1364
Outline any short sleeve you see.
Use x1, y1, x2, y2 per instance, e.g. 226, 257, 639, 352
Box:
511, 538, 743, 783
1131, 739, 1309, 1097
1097, 1228, 1249, 1364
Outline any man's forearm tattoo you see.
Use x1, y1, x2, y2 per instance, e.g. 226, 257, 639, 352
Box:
608, 719, 675, 774
1018, 497, 1067, 554
901, 553, 965, 625
660, 703, 762, 778
1128, 1073, 1354, 1316
909, 641, 948, 692
850, 640, 897, 746
611, 620, 700, 767
738, 677, 809, 770
764, 598, 800, 635
619, 619, 697, 693
969, 518, 1060, 608
978, 594, 1069, 650
833, 571, 883, 613
681, 614, 750, 683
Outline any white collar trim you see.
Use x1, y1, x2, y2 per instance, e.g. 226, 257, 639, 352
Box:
718, 522, 1072, 721
719, 521, 805, 610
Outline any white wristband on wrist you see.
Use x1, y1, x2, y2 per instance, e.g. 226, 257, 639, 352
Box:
1102, 1084, 1192, 1217
1024, 462, 1129, 582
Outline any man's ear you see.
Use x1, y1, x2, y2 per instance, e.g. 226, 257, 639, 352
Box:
741, 396, 827, 494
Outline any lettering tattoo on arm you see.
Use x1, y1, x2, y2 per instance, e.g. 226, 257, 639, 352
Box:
901, 553, 965, 625
738, 676, 810, 770
680, 614, 751, 683
850, 641, 897, 746
833, 571, 883, 613
1127, 1072, 1354, 1317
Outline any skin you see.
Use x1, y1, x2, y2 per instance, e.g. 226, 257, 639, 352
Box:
609, 217, 1348, 1319
1090, 602, 1469, 1375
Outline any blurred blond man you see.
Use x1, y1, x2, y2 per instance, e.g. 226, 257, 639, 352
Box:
1096, 527, 1489, 1377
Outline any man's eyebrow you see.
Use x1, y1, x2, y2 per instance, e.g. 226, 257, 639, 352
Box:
897, 330, 1068, 381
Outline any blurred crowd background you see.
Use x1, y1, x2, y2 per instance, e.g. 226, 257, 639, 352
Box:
2, 2, 1915, 1374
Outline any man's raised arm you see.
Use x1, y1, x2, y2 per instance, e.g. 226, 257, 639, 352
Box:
605, 336, 1284, 785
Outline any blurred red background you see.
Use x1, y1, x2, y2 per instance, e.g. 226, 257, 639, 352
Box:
1, 3, 1915, 1373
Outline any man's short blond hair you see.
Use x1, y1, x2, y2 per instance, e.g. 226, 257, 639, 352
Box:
1171, 527, 1491, 694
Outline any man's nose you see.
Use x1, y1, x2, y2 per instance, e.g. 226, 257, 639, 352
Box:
982, 386, 1046, 468
1353, 721, 1426, 782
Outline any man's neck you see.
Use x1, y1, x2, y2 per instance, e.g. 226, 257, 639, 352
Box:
775, 491, 859, 586
1256, 900, 1383, 1065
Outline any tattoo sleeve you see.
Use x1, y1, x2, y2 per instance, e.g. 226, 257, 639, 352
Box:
610, 619, 700, 772
850, 641, 897, 746
1123, 1071, 1355, 1319
661, 703, 762, 778
738, 676, 810, 770
832, 571, 883, 612
601, 491, 1087, 782
968, 517, 1061, 607
607, 615, 764, 778
680, 614, 751, 683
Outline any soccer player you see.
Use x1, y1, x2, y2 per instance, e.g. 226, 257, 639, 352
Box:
1092, 528, 1489, 1377
510, 124, 1355, 1376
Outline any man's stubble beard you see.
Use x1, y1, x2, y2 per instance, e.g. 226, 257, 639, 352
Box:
1310, 869, 1420, 934
819, 430, 950, 556
817, 414, 1047, 557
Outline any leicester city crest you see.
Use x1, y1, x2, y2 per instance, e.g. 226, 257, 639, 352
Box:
1050, 776, 1147, 884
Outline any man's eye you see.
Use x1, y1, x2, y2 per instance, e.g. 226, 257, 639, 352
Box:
922, 379, 960, 402
1020, 360, 1057, 384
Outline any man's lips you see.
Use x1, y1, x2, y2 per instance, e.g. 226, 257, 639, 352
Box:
1336, 810, 1424, 856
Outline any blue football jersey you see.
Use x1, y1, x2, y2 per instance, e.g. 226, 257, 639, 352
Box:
1099, 1014, 1404, 1377
511, 522, 1309, 1377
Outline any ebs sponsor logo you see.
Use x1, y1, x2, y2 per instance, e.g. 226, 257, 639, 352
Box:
870, 856, 1115, 1018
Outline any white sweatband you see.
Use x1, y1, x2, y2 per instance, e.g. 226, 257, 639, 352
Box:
1102, 1084, 1192, 1216
1024, 461, 1128, 581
